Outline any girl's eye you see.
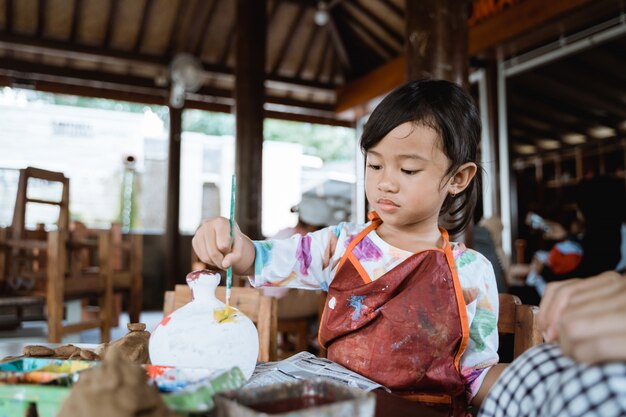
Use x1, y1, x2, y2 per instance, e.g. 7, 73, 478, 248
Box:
401, 169, 418, 175
367, 163, 381, 170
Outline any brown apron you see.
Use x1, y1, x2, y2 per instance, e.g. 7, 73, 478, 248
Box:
319, 212, 469, 414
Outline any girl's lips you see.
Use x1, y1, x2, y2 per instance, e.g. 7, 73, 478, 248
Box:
377, 199, 399, 211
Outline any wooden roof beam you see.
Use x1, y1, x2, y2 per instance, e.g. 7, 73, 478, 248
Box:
327, 8, 351, 71
296, 23, 320, 78
0, 32, 163, 66
5, 0, 13, 32
343, 6, 395, 58
37, 0, 46, 37
378, 0, 403, 19
69, 0, 83, 43
103, 0, 119, 49
0, 57, 335, 112
183, 0, 212, 55
335, 0, 596, 114
349, 0, 403, 46
165, 1, 185, 57
195, 0, 220, 56
314, 34, 332, 81
0, 33, 337, 92
270, 4, 307, 75
133, 0, 155, 54
508, 95, 598, 135
0, 76, 350, 127
529, 72, 626, 120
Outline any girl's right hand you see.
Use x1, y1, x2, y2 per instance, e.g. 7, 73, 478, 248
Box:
191, 217, 255, 276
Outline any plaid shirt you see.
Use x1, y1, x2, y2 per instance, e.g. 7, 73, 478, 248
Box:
478, 343, 626, 417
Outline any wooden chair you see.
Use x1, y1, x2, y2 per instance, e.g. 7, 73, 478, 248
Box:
106, 223, 143, 325
70, 222, 143, 328
498, 293, 543, 359
163, 284, 278, 362
0, 167, 113, 342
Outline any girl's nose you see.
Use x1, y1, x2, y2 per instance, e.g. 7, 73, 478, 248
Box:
377, 174, 398, 193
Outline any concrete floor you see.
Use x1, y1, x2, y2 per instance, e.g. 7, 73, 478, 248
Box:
0, 310, 163, 345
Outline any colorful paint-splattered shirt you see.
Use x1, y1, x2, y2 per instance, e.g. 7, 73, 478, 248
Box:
251, 221, 499, 400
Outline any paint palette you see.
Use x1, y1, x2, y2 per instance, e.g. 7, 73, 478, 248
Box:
0, 358, 97, 385
153, 365, 247, 413
145, 364, 241, 393
0, 358, 98, 417
0, 358, 246, 417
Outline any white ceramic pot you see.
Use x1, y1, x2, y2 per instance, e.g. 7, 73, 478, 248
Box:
149, 269, 259, 380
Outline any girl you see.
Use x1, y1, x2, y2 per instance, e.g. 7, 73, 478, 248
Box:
193, 79, 502, 414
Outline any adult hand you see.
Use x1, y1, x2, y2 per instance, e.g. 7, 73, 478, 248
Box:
538, 271, 626, 363
191, 217, 255, 275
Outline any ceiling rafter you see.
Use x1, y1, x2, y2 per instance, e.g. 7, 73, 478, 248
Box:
378, 0, 403, 18
219, 0, 264, 65
330, 47, 339, 84
348, 0, 403, 46
103, 0, 119, 49
37, 0, 46, 37
541, 65, 625, 108
0, 75, 351, 127
327, 6, 351, 71
508, 95, 597, 135
509, 115, 574, 144
183, 0, 212, 55
133, 0, 155, 54
295, 22, 320, 78
0, 33, 337, 92
571, 52, 626, 85
0, 57, 336, 113
270, 4, 307, 75
527, 72, 626, 120
165, 0, 185, 58
5, 0, 13, 32
195, 0, 220, 57
314, 33, 332, 81
218, 22, 236, 64
342, 6, 395, 58
69, 0, 83, 43
511, 80, 623, 130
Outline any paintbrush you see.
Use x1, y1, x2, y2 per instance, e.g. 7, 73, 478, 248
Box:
225, 174, 236, 307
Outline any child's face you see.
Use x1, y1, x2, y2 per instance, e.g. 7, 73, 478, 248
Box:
364, 122, 453, 233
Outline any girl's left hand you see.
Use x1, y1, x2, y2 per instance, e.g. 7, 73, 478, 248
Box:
539, 271, 626, 363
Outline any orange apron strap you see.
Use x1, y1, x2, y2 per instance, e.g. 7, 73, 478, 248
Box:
441, 228, 470, 372
319, 213, 381, 348
335, 212, 381, 280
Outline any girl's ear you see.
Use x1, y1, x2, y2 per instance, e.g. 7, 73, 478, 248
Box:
447, 162, 477, 195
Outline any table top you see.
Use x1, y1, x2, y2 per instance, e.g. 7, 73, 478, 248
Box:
0, 342, 450, 417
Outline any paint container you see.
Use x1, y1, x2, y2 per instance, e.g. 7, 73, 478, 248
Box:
215, 378, 376, 417
0, 358, 96, 385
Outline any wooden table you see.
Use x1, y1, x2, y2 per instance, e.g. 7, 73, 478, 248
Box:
0, 342, 450, 417
374, 390, 450, 417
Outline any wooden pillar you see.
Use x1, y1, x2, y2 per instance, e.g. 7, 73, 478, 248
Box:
234, 0, 266, 239
485, 61, 501, 216
405, 0, 470, 86
165, 106, 182, 289
405, 0, 472, 242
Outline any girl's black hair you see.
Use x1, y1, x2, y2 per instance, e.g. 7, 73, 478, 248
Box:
360, 79, 482, 236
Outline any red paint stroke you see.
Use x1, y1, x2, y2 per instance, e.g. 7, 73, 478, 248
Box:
159, 315, 172, 327
145, 365, 171, 378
